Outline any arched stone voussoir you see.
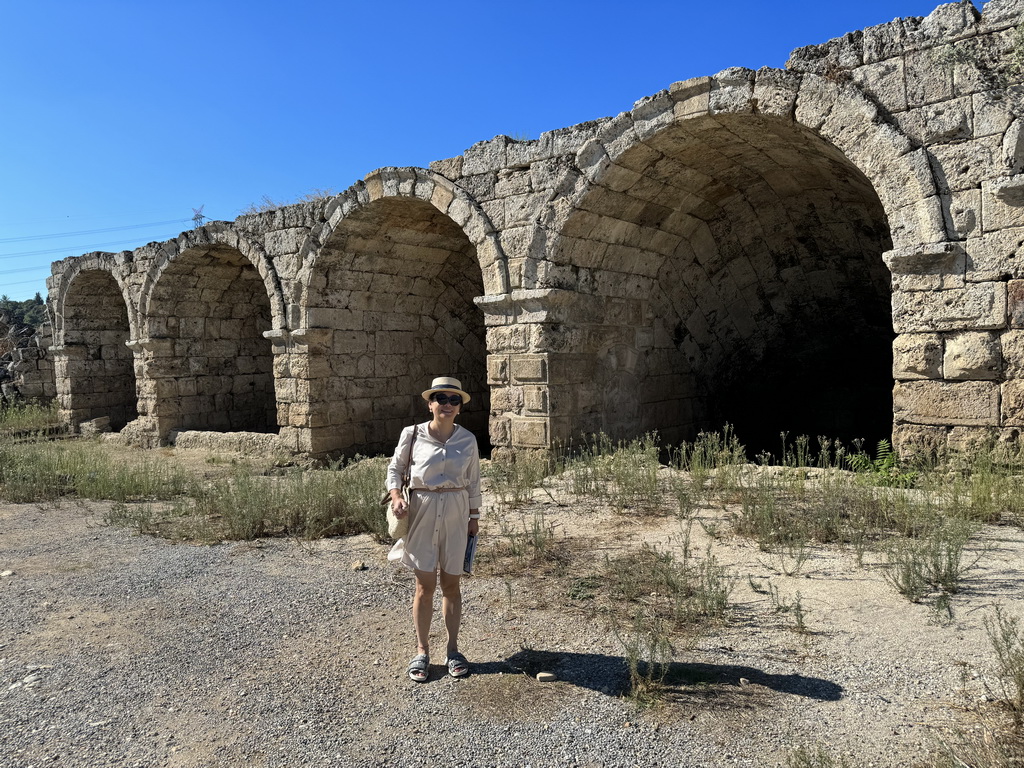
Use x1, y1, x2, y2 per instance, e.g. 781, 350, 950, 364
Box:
792, 73, 944, 246
708, 67, 757, 116
752, 67, 802, 120
300, 166, 510, 298
50, 252, 139, 344
137, 224, 287, 331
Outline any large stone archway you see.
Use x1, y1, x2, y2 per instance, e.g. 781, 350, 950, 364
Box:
284, 169, 496, 455
548, 112, 894, 451
138, 240, 279, 439
51, 267, 137, 430
500, 68, 944, 453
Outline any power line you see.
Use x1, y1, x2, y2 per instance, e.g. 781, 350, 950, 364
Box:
0, 218, 191, 244
1, 232, 182, 260
0, 264, 55, 276
1, 277, 50, 288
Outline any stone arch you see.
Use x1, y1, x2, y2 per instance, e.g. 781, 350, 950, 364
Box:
139, 226, 282, 436
290, 167, 500, 455
536, 68, 935, 451
138, 223, 286, 328
50, 252, 138, 346
50, 258, 138, 430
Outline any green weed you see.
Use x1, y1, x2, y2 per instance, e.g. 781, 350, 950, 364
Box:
986, 606, 1024, 727
883, 517, 981, 604
486, 450, 552, 509
0, 439, 192, 503
0, 400, 61, 434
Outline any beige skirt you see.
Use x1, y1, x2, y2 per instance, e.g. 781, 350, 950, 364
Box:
388, 488, 469, 574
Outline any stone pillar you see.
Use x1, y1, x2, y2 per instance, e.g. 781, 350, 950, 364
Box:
887, 242, 1014, 452
130, 337, 180, 446
49, 344, 90, 428
275, 327, 336, 454
480, 288, 639, 456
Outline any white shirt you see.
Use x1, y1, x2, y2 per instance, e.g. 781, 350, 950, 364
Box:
386, 422, 482, 509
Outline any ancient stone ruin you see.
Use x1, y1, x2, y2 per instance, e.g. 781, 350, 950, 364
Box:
45, 0, 1024, 457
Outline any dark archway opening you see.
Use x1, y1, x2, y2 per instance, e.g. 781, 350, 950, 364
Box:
309, 196, 490, 456
554, 114, 894, 458
62, 271, 137, 430
147, 245, 277, 433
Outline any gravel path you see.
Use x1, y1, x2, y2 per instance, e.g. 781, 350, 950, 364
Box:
2, 499, 1023, 768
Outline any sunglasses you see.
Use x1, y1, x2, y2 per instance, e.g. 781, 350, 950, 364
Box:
430, 393, 463, 406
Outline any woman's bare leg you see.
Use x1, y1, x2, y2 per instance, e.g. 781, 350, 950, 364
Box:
439, 569, 463, 656
413, 569, 437, 654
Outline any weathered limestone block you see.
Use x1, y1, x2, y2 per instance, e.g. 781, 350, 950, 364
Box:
462, 137, 508, 176
893, 333, 943, 379
892, 282, 1007, 332
992, 175, 1024, 206
510, 416, 548, 448
894, 380, 999, 425
709, 68, 755, 114
487, 355, 509, 385
1002, 380, 1024, 425
982, 0, 1024, 27
510, 354, 548, 384
1009, 280, 1024, 328
901, 97, 970, 145
947, 188, 980, 238
1001, 329, 1024, 378
982, 177, 1024, 231
489, 415, 511, 447
905, 49, 955, 108
947, 426, 1002, 451
884, 243, 966, 292
881, 196, 945, 252
973, 93, 1015, 138
263, 228, 308, 258
929, 136, 1000, 194
852, 58, 907, 113
1003, 119, 1023, 172
752, 68, 800, 118
966, 229, 1024, 281
943, 331, 1002, 379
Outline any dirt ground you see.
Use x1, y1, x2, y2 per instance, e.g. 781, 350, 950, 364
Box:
2, 463, 1024, 767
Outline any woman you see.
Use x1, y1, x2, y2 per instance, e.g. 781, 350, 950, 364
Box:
387, 376, 481, 682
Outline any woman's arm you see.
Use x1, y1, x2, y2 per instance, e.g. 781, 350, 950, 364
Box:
466, 436, 481, 534
386, 426, 414, 517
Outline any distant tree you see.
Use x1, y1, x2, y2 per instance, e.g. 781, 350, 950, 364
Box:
0, 295, 48, 334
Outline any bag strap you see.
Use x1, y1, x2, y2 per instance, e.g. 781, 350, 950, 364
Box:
402, 425, 417, 486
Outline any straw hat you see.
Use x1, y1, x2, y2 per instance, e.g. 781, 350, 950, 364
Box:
421, 376, 471, 404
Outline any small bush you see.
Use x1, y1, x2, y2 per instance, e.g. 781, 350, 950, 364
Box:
883, 517, 980, 603
560, 432, 663, 513
986, 607, 1024, 727
486, 451, 552, 510
603, 542, 734, 627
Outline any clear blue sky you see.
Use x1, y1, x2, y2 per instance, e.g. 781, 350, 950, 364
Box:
1, 0, 961, 302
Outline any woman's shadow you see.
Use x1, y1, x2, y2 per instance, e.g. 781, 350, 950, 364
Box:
468, 648, 843, 702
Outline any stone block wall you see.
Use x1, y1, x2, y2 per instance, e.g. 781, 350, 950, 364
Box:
782, 0, 1024, 451
1, 323, 55, 404
44, 0, 1024, 457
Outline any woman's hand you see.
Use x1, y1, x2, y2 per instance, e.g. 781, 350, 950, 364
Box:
391, 495, 409, 519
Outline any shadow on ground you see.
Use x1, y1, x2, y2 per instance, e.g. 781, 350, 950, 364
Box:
460, 649, 843, 702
